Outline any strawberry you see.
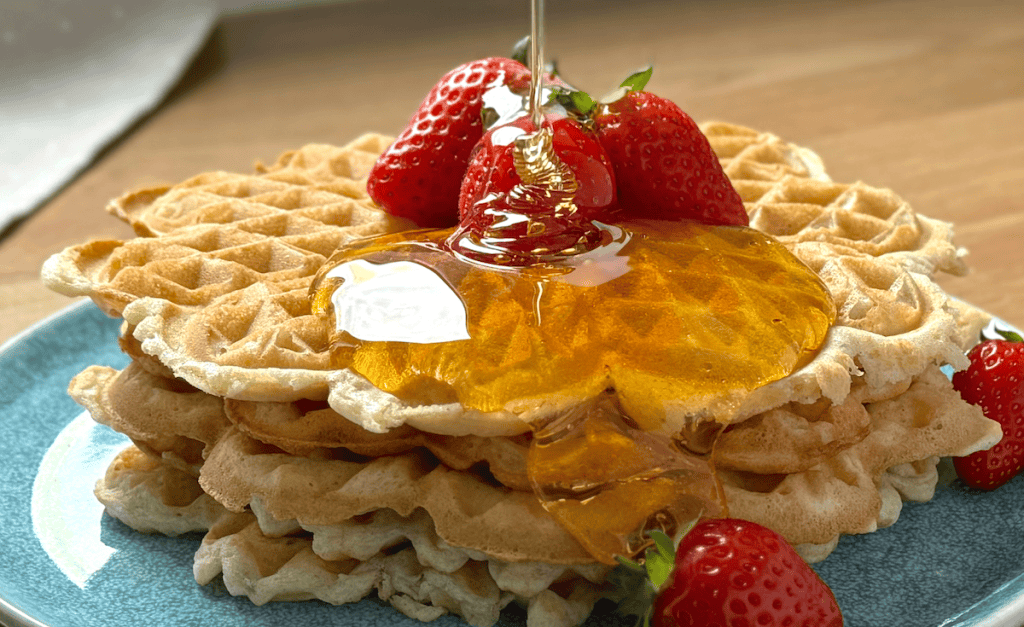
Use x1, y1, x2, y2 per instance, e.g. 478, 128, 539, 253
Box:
367, 57, 533, 228
593, 89, 748, 227
549, 68, 746, 227
613, 520, 843, 627
952, 328, 1024, 490
458, 113, 615, 220
450, 114, 612, 265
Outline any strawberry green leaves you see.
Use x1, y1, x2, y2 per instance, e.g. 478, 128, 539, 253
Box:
609, 523, 698, 627
619, 66, 653, 92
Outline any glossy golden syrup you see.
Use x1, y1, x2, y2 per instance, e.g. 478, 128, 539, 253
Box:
309, 219, 836, 432
526, 392, 724, 564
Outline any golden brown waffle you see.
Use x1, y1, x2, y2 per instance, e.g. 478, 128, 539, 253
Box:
708, 122, 966, 278
96, 446, 606, 627
43, 136, 413, 401
73, 360, 538, 488
117, 322, 175, 379
199, 373, 996, 565
725, 365, 999, 555
95, 445, 227, 535
70, 363, 230, 473
226, 397, 533, 489
109, 135, 394, 237
75, 352, 996, 567
199, 426, 594, 565
78, 356, 977, 486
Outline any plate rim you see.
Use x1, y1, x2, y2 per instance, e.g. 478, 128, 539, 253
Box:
0, 299, 100, 627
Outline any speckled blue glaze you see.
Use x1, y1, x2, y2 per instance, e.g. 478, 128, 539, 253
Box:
1, 301, 1022, 627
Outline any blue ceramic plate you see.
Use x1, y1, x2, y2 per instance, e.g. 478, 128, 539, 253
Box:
2, 300, 1023, 627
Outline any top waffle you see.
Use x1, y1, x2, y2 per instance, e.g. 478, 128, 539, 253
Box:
43, 124, 980, 435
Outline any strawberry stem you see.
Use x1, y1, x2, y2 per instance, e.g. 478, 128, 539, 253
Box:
512, 36, 530, 65
552, 88, 597, 117
981, 326, 1024, 343
996, 328, 1024, 343
645, 529, 675, 589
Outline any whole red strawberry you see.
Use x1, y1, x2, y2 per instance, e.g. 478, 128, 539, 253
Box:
367, 57, 533, 228
612, 521, 842, 627
458, 113, 616, 220
451, 114, 612, 265
593, 89, 748, 227
952, 330, 1024, 490
652, 519, 842, 627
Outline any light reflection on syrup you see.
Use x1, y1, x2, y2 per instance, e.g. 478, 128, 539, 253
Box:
323, 258, 471, 344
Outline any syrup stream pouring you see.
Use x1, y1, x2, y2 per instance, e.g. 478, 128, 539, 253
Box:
528, 0, 545, 130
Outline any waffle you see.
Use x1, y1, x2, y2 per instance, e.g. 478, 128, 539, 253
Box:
724, 365, 998, 551
70, 363, 229, 474
43, 136, 413, 402
194, 510, 606, 627
95, 445, 226, 535
73, 357, 997, 566
96, 444, 606, 627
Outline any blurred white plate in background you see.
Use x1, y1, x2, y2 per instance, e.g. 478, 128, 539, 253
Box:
0, 0, 218, 232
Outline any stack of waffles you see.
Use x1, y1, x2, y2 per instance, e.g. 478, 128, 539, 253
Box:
43, 124, 1001, 627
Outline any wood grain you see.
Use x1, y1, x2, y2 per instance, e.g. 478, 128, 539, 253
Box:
2, 0, 1022, 345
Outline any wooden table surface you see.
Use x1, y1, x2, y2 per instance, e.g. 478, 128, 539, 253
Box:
1, 0, 1022, 345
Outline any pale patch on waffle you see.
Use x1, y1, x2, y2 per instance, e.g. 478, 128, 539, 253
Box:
948, 297, 994, 350
117, 321, 175, 379
95, 445, 227, 535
